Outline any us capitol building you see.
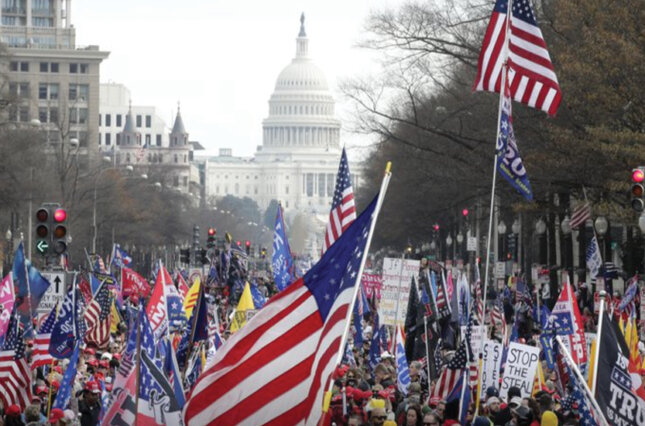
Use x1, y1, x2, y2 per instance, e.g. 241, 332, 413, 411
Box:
202, 14, 359, 225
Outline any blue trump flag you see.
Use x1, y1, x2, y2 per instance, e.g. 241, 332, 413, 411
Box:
272, 204, 294, 291
249, 281, 266, 309
496, 69, 533, 201
49, 284, 86, 359
52, 342, 80, 410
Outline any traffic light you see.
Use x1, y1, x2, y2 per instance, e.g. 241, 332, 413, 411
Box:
631, 167, 645, 211
462, 208, 469, 217
35, 206, 50, 256
179, 248, 190, 264
260, 247, 267, 259
245, 240, 251, 256
200, 248, 209, 265
207, 228, 216, 248
52, 207, 68, 255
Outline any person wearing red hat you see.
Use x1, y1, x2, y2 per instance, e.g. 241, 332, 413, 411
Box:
4, 404, 22, 426
79, 381, 101, 426
49, 408, 65, 425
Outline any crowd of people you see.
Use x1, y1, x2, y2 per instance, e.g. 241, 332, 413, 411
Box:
0, 236, 642, 426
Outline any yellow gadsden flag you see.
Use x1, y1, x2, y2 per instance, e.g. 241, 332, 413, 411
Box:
183, 276, 201, 318
229, 282, 255, 333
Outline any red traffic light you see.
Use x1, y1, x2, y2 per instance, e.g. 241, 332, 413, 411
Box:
53, 208, 66, 222
462, 208, 469, 217
633, 169, 645, 183
236, 240, 241, 246
433, 224, 440, 232
245, 240, 250, 247
208, 228, 216, 236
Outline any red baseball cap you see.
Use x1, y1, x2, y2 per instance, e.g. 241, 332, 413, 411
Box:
36, 384, 48, 395
112, 353, 122, 360
84, 347, 96, 355
51, 380, 60, 390
87, 358, 99, 367
49, 408, 65, 423
84, 381, 101, 393
99, 360, 109, 369
6, 404, 21, 416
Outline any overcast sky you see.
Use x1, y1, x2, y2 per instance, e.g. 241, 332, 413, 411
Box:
74, 0, 404, 157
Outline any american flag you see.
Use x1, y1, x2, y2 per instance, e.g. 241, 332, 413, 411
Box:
84, 280, 113, 349
473, 0, 561, 116
432, 320, 472, 400
563, 360, 596, 425
0, 314, 31, 409
31, 304, 57, 369
570, 202, 591, 229
322, 147, 356, 253
490, 295, 506, 337
184, 195, 379, 425
474, 265, 484, 322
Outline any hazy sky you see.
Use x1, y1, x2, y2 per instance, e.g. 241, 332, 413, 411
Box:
73, 0, 404, 157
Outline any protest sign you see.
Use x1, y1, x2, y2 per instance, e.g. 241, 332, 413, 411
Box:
500, 342, 540, 399
480, 339, 503, 398
381, 258, 420, 326
361, 273, 383, 300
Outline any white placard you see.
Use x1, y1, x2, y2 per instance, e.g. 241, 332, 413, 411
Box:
39, 272, 65, 314
462, 325, 487, 357
500, 342, 540, 399
480, 340, 503, 398
381, 257, 420, 326
467, 237, 478, 252
495, 262, 506, 278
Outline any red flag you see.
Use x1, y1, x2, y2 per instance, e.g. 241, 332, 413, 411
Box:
122, 267, 151, 299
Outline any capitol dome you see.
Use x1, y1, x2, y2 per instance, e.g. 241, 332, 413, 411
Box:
261, 13, 341, 154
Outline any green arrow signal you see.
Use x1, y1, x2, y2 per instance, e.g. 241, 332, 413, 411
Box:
36, 240, 49, 254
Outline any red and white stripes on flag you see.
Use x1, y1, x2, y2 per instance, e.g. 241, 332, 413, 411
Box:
473, 0, 561, 116
431, 367, 460, 401
30, 306, 57, 369
323, 148, 356, 253
570, 202, 591, 229
84, 281, 112, 349
184, 195, 378, 426
0, 319, 31, 410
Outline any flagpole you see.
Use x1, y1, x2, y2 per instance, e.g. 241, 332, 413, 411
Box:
322, 163, 392, 415
591, 290, 606, 395
134, 309, 142, 426
478, 0, 513, 413
554, 336, 609, 426
423, 314, 431, 386
458, 367, 468, 423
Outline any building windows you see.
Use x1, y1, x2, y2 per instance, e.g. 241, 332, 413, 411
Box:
38, 83, 59, 100
68, 107, 88, 124
145, 134, 151, 145
183, 176, 188, 186
39, 62, 59, 72
136, 115, 141, 128
9, 82, 29, 98
156, 134, 162, 146
69, 63, 89, 74
105, 133, 111, 145
99, 114, 101, 126
9, 61, 29, 72
145, 115, 151, 128
68, 84, 88, 102
116, 114, 122, 127
116, 133, 121, 145
327, 174, 335, 196
174, 154, 178, 163
285, 185, 289, 194
318, 173, 325, 196
105, 114, 111, 127
38, 106, 58, 123
306, 173, 313, 197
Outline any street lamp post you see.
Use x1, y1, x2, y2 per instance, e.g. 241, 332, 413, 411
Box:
594, 216, 609, 260
536, 218, 547, 265
561, 215, 572, 276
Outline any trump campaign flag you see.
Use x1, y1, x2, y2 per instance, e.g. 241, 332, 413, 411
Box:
272, 203, 294, 291
185, 191, 383, 426
0, 274, 15, 343
122, 266, 150, 299
496, 68, 533, 200
473, 0, 561, 116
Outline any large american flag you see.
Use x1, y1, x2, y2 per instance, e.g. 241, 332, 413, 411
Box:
473, 0, 561, 116
0, 315, 31, 409
184, 195, 379, 425
31, 304, 57, 369
84, 280, 113, 349
322, 148, 356, 253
